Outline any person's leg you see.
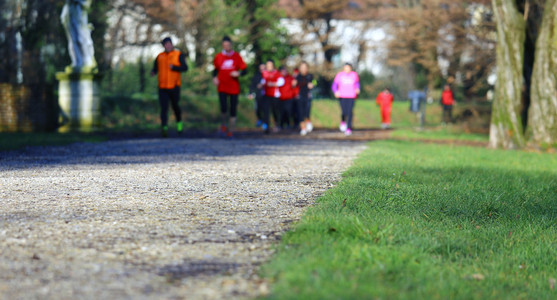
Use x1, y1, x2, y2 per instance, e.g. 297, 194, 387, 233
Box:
339, 98, 349, 132
282, 100, 293, 128
291, 99, 299, 128
346, 99, 355, 130
306, 99, 313, 132
448, 105, 453, 123
339, 99, 347, 122
272, 98, 281, 130
262, 96, 271, 132
219, 92, 228, 133
298, 98, 308, 130
380, 105, 392, 129
169, 87, 183, 132
159, 88, 170, 136
228, 94, 239, 136
256, 95, 264, 125
381, 106, 388, 128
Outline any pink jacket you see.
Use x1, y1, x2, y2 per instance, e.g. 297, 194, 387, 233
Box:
332, 71, 360, 99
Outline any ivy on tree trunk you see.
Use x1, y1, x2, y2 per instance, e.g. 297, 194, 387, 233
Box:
489, 0, 526, 149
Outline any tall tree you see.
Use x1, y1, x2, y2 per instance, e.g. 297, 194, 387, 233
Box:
528, 0, 557, 145
490, 0, 557, 148
489, 0, 526, 149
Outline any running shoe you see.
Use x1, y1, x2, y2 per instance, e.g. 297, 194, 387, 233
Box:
256, 120, 263, 127
162, 126, 169, 138
300, 129, 307, 136
339, 121, 347, 132
345, 128, 352, 136
306, 122, 313, 132
220, 125, 228, 137
177, 121, 183, 133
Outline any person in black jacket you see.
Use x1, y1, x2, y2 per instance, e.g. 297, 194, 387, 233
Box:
295, 61, 315, 136
248, 63, 266, 127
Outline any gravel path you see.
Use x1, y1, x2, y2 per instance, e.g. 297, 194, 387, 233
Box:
0, 137, 366, 299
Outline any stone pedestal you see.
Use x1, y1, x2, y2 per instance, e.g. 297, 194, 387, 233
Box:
56, 72, 102, 132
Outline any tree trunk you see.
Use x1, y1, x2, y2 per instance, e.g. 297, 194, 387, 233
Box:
528, 0, 557, 146
489, 0, 527, 149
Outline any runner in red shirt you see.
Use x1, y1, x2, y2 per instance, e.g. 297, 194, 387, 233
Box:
213, 36, 247, 138
376, 88, 394, 129
441, 84, 455, 124
278, 66, 296, 129
259, 59, 282, 134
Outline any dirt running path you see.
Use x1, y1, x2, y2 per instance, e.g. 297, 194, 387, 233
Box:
0, 137, 366, 299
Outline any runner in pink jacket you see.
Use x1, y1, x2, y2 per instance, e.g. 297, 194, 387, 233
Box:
332, 63, 360, 136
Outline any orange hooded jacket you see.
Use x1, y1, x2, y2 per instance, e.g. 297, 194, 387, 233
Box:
153, 50, 188, 89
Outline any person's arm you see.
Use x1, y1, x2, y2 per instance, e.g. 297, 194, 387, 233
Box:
276, 77, 285, 87
171, 53, 188, 72
308, 74, 315, 89
355, 74, 360, 95
239, 57, 248, 76
331, 75, 339, 93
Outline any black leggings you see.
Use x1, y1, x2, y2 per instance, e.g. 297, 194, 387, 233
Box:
219, 93, 239, 117
261, 95, 279, 127
280, 100, 294, 128
339, 98, 355, 129
297, 97, 311, 121
159, 87, 181, 127
443, 104, 453, 123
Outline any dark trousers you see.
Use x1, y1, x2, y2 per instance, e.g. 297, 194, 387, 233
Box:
159, 87, 181, 127
271, 97, 281, 127
339, 98, 355, 129
280, 100, 294, 128
297, 97, 311, 121
261, 95, 272, 127
219, 92, 239, 117
443, 104, 453, 123
255, 94, 264, 121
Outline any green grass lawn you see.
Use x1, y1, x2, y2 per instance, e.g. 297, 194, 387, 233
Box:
312, 99, 489, 142
311, 99, 444, 129
263, 140, 557, 299
0, 132, 106, 152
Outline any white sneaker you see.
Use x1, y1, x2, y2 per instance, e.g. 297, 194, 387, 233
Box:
306, 122, 313, 132
345, 128, 352, 136
300, 129, 307, 136
339, 122, 347, 132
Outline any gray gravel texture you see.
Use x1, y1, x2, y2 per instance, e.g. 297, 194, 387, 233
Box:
0, 137, 366, 300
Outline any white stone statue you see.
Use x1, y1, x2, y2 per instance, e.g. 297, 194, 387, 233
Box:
61, 0, 97, 72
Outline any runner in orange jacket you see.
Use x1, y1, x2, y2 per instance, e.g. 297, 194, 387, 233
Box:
376, 88, 394, 129
151, 37, 188, 137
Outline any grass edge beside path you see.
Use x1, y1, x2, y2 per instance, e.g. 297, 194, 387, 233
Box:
262, 140, 557, 300
0, 132, 106, 152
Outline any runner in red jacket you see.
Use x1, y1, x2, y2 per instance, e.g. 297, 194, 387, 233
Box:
213, 36, 247, 138
376, 88, 394, 129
